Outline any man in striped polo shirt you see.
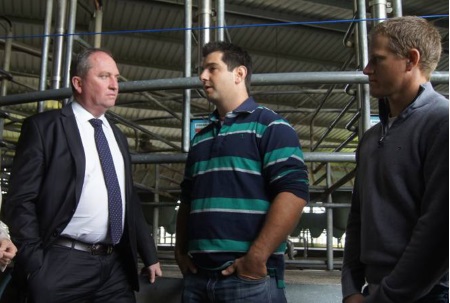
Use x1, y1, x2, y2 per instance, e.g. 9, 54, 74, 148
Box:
175, 41, 309, 303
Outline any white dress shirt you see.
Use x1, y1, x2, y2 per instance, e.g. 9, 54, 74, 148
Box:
61, 101, 126, 244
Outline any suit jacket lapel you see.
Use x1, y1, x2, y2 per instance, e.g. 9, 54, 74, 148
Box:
61, 104, 86, 203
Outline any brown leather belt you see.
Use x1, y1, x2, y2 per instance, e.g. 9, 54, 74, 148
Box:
53, 237, 114, 255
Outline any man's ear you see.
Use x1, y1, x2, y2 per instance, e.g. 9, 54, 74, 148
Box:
406, 48, 420, 71
234, 65, 247, 85
72, 76, 82, 93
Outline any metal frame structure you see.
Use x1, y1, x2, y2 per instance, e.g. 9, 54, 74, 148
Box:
0, 0, 448, 270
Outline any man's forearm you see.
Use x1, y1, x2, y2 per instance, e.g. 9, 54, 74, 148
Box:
248, 192, 306, 262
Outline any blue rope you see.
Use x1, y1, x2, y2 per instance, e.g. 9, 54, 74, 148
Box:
1, 14, 447, 41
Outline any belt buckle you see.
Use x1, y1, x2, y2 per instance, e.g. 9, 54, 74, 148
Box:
89, 244, 113, 255
90, 244, 102, 255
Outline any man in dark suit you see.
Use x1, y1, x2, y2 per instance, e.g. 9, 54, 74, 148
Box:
4, 48, 162, 303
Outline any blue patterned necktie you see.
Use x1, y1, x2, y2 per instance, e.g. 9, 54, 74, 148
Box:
89, 118, 123, 244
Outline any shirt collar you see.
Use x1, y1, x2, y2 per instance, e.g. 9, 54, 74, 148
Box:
378, 82, 429, 125
209, 97, 258, 122
72, 101, 109, 128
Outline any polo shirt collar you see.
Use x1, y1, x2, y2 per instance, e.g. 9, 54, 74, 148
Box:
209, 97, 258, 122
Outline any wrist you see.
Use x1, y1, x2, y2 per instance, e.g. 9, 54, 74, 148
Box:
247, 242, 269, 264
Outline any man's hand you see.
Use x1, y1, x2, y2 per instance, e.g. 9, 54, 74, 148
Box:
175, 250, 197, 275
344, 293, 365, 303
0, 238, 17, 269
221, 254, 267, 280
144, 262, 163, 284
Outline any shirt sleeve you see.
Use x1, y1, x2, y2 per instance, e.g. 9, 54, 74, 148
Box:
0, 221, 10, 240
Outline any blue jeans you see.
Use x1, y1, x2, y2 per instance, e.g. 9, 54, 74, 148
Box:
182, 269, 287, 303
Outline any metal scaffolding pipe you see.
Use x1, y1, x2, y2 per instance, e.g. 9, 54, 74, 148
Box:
391, 0, 403, 17
120, 75, 182, 121
199, 0, 212, 46
107, 111, 180, 150
38, 0, 54, 112
369, 0, 388, 24
1, 26, 12, 97
312, 96, 356, 151
130, 152, 355, 164
94, 1, 103, 47
0, 17, 13, 173
216, 0, 225, 41
182, 0, 193, 153
152, 164, 160, 247
0, 39, 44, 58
326, 163, 334, 270
51, 0, 67, 90
309, 55, 354, 152
1, 71, 448, 106
356, 0, 371, 135
63, 0, 78, 105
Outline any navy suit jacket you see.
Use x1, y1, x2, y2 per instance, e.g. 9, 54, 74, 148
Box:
4, 104, 157, 290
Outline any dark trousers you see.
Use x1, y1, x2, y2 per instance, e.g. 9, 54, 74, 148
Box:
4, 245, 135, 303
363, 284, 448, 303
415, 285, 449, 303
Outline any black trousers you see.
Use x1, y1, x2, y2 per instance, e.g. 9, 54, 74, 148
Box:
6, 245, 135, 303
363, 284, 448, 303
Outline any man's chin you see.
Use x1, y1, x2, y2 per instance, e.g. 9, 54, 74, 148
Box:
370, 93, 384, 99
205, 93, 218, 103
368, 87, 384, 99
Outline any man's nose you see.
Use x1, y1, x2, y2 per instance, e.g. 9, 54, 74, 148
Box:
363, 63, 372, 75
199, 69, 208, 81
110, 78, 119, 90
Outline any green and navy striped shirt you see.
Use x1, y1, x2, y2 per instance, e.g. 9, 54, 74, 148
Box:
180, 97, 309, 279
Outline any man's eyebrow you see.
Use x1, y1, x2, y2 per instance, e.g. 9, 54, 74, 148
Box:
203, 62, 219, 67
98, 71, 119, 76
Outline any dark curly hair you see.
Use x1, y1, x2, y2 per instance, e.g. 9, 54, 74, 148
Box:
202, 41, 253, 93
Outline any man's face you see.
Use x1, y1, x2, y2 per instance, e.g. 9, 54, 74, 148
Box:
363, 34, 410, 99
199, 51, 236, 104
73, 51, 120, 116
